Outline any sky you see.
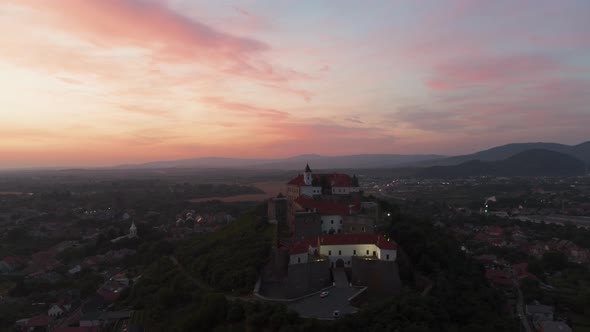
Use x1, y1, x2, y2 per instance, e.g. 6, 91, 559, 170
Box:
1, 0, 589, 168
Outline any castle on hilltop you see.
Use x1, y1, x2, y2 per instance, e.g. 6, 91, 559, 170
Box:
263, 164, 401, 299
269, 164, 379, 241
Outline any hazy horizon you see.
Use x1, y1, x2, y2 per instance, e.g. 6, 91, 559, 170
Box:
0, 139, 588, 170
1, 0, 589, 168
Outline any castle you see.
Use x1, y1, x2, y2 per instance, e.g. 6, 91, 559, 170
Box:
264, 164, 401, 299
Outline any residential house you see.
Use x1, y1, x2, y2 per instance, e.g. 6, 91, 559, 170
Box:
538, 321, 572, 332
48, 299, 73, 317
0, 256, 26, 273
15, 315, 52, 332
526, 304, 554, 322
485, 269, 513, 288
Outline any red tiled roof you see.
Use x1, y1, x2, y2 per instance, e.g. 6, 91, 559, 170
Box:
287, 174, 306, 186
512, 263, 528, 274
2, 256, 17, 264
485, 269, 511, 279
287, 173, 354, 187
486, 226, 504, 236
485, 269, 513, 286
490, 277, 513, 286
294, 196, 360, 216
22, 315, 52, 327
290, 234, 396, 254
97, 288, 121, 301
52, 327, 100, 332
289, 237, 318, 254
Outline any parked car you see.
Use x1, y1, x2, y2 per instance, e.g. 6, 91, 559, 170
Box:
333, 310, 340, 318
320, 291, 330, 298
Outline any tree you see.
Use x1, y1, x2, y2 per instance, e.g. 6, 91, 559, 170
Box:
542, 251, 568, 271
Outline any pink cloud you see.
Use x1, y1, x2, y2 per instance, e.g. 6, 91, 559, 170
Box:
425, 54, 564, 91
526, 79, 590, 100
116, 104, 172, 118
201, 96, 290, 121
260, 83, 314, 102
11, 0, 305, 83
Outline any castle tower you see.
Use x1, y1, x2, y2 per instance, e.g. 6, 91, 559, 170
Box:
129, 221, 137, 238
304, 163, 313, 186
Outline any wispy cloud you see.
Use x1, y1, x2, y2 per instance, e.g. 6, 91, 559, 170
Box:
201, 96, 290, 121
425, 54, 565, 91
7, 0, 308, 84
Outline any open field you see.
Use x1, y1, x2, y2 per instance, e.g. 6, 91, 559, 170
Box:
190, 181, 285, 203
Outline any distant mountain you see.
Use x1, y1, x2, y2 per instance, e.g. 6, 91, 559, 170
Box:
410, 141, 590, 166
417, 149, 586, 178
114, 154, 446, 170
116, 157, 274, 169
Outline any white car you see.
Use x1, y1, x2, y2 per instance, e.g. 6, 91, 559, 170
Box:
320, 291, 330, 298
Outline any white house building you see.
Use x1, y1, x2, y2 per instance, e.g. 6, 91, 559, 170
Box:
110, 221, 138, 243
289, 234, 397, 267
48, 302, 72, 317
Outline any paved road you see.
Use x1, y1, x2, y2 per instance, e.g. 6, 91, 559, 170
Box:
287, 287, 359, 319
333, 268, 348, 288
513, 278, 533, 332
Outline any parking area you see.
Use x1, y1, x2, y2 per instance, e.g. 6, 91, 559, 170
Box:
287, 287, 360, 319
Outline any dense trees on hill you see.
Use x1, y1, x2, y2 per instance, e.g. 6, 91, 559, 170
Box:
176, 203, 273, 293
118, 201, 514, 331
117, 256, 307, 331
360, 201, 515, 331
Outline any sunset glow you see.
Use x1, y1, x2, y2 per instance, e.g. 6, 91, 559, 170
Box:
1, 0, 589, 168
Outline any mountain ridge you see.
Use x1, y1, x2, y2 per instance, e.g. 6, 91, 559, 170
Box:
113, 154, 446, 170
408, 141, 590, 167
417, 149, 587, 177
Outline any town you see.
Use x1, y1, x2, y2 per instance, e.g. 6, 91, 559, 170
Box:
1, 164, 589, 331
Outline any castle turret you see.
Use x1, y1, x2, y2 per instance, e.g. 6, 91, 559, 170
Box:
304, 164, 313, 186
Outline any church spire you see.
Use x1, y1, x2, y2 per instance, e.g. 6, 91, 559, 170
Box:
129, 221, 137, 238
304, 163, 313, 185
